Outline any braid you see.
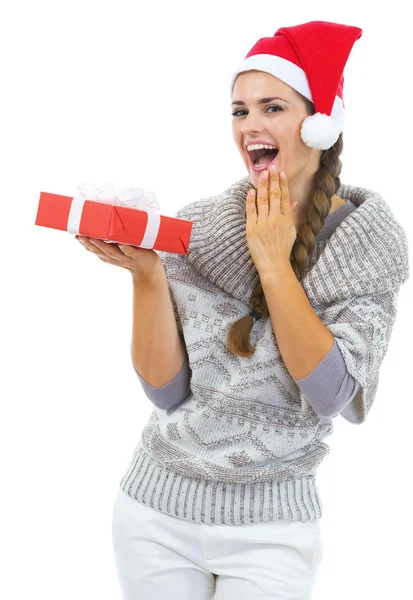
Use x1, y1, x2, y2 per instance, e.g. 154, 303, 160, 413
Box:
227, 99, 344, 357
290, 135, 343, 279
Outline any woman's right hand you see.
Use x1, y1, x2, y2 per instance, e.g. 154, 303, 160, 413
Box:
75, 235, 164, 284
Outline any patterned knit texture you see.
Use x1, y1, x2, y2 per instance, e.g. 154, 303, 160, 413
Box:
120, 176, 409, 526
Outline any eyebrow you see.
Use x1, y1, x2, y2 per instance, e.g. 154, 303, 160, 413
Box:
231, 96, 289, 106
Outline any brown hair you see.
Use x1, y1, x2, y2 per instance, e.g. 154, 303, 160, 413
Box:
227, 94, 344, 357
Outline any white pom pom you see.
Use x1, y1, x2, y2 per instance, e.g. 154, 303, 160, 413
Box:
301, 113, 342, 150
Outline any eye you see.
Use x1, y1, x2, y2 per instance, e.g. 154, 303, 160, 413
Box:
266, 105, 283, 114
231, 105, 283, 117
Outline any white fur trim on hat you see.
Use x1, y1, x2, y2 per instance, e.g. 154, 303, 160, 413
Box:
230, 54, 311, 101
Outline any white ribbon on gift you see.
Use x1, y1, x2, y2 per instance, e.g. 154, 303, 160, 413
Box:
67, 182, 161, 249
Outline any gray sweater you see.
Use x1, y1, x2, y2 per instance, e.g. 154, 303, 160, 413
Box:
119, 176, 409, 526
135, 197, 360, 418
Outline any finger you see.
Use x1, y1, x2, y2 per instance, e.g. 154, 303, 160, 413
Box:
87, 238, 126, 260
84, 244, 109, 261
246, 188, 257, 222
77, 237, 116, 261
279, 171, 290, 214
77, 237, 94, 251
256, 170, 269, 221
268, 166, 281, 217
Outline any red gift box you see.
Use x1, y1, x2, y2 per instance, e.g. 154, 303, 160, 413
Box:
35, 191, 193, 255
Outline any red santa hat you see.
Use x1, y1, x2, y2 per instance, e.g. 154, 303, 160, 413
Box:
230, 21, 362, 150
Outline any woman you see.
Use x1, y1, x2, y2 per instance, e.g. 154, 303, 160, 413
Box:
77, 20, 409, 600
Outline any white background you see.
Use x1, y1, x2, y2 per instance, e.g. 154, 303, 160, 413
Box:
1, 1, 412, 598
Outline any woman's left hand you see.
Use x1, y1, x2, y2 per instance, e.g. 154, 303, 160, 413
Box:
246, 166, 297, 276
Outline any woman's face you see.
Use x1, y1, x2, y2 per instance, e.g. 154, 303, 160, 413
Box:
231, 71, 321, 190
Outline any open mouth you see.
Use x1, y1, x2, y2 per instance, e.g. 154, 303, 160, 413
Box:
248, 147, 279, 169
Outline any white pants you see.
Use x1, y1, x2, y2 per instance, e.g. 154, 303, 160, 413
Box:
112, 488, 324, 600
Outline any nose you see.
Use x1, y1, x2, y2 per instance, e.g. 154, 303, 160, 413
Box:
241, 111, 265, 136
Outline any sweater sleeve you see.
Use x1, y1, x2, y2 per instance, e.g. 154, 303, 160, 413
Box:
134, 349, 191, 410
294, 340, 361, 418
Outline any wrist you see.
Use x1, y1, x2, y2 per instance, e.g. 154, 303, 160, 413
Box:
259, 262, 293, 282
132, 261, 165, 287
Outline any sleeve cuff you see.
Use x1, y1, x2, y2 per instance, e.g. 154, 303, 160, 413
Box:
134, 356, 191, 410
294, 340, 361, 417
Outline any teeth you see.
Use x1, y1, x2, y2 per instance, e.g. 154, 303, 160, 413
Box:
247, 143, 278, 151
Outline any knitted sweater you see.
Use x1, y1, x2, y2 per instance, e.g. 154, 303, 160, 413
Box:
135, 197, 360, 417
119, 176, 409, 526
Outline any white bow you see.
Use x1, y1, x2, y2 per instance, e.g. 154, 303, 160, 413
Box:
76, 182, 160, 212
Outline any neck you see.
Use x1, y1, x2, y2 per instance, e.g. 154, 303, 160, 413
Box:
290, 175, 318, 229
